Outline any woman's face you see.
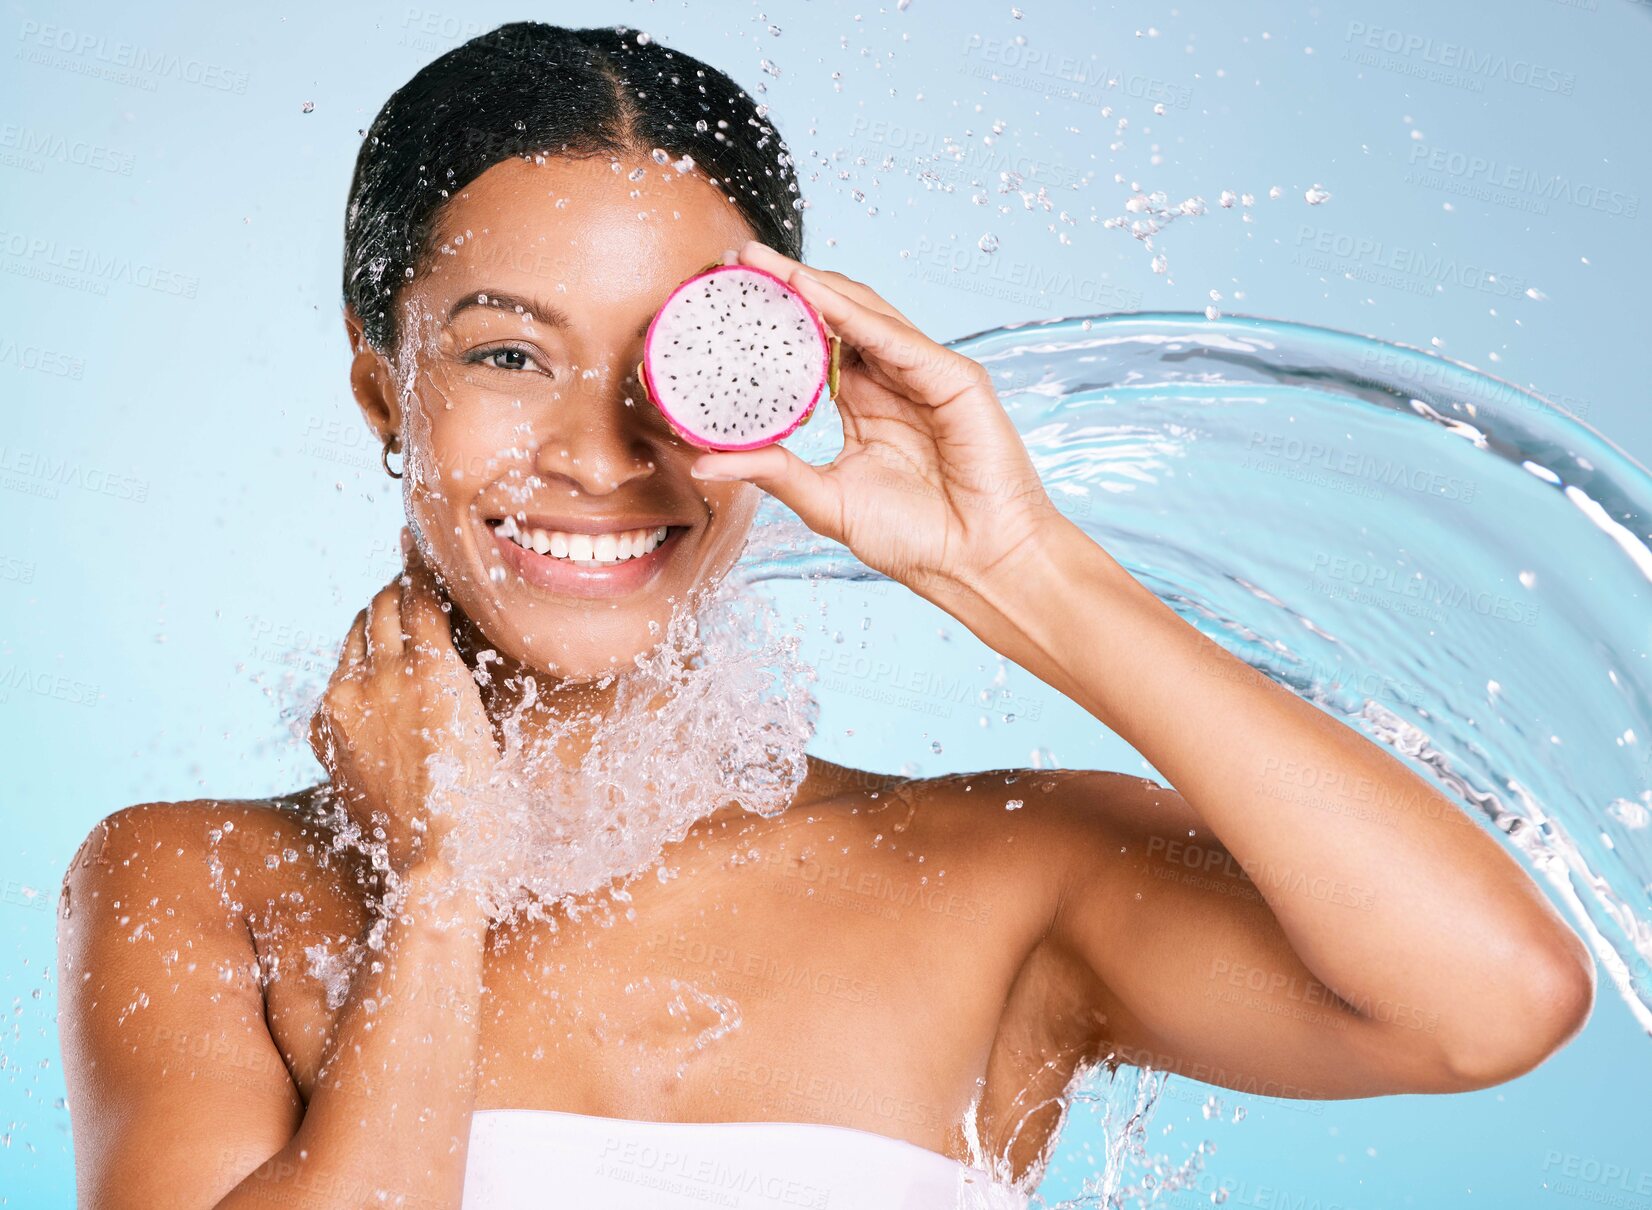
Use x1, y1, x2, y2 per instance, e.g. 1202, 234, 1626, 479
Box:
348, 154, 766, 682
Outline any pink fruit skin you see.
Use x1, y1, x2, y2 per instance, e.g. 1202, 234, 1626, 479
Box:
642, 263, 831, 453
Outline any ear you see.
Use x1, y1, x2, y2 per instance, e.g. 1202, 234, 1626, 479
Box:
343, 306, 401, 447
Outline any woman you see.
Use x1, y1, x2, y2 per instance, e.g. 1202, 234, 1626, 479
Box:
57, 21, 1593, 1210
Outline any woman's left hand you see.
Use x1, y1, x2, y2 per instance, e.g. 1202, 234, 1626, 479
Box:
688, 240, 1067, 603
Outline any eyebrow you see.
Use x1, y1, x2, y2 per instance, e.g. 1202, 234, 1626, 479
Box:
447, 290, 651, 338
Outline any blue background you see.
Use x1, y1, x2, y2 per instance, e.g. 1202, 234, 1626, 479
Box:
4, 1, 1650, 1205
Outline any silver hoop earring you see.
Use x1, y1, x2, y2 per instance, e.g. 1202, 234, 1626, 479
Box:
381, 437, 404, 480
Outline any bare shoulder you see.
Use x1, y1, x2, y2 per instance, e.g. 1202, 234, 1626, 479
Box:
59, 787, 368, 951
790, 760, 1189, 937
64, 789, 327, 892
58, 796, 317, 1204
865, 764, 1196, 869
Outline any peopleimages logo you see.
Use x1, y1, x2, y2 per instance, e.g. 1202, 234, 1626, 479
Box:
1343, 22, 1576, 95
844, 116, 1089, 192
16, 19, 251, 93
0, 229, 200, 298
961, 34, 1194, 110
1293, 223, 1532, 301
0, 124, 136, 175
1406, 144, 1639, 219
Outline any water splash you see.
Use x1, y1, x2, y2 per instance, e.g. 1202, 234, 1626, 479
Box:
741, 311, 1652, 1040
426, 578, 819, 918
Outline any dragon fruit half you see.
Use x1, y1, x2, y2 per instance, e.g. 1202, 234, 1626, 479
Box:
638, 263, 841, 452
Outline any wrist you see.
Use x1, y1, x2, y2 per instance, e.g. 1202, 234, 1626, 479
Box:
389, 858, 490, 935
930, 512, 1095, 624
922, 514, 1144, 701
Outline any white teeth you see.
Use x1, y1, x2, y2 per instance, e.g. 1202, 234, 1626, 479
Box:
498, 522, 673, 565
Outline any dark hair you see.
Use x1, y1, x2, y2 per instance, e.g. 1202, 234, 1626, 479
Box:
342, 22, 804, 354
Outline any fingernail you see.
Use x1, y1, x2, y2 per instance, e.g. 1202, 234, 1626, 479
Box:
721, 247, 740, 264
691, 462, 741, 481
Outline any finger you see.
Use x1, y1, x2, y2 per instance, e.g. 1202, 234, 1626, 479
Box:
313, 611, 367, 758
399, 537, 460, 666
344, 608, 367, 664
786, 270, 989, 409
690, 443, 845, 541
736, 240, 914, 325
330, 609, 368, 689
398, 537, 493, 744
365, 581, 405, 670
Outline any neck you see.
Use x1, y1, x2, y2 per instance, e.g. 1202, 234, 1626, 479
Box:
448, 601, 675, 773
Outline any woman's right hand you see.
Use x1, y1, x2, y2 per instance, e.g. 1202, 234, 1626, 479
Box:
308, 529, 499, 882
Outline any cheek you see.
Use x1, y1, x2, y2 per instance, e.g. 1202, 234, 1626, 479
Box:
406, 407, 525, 500
699, 483, 760, 560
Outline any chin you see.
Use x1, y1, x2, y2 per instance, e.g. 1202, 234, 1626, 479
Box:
529, 621, 669, 684
406, 489, 756, 685
468, 596, 682, 687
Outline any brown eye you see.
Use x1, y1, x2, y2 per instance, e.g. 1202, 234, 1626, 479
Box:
467, 344, 549, 376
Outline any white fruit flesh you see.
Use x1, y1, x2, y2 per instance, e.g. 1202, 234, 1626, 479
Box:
643, 267, 827, 449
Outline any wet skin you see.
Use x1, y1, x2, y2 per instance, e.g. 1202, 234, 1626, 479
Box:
57, 152, 1595, 1208
61, 763, 1122, 1181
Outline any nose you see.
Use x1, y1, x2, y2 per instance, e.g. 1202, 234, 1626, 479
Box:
530, 363, 661, 496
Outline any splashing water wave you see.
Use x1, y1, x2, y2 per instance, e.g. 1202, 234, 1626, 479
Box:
730, 310, 1652, 1205
743, 311, 1652, 1042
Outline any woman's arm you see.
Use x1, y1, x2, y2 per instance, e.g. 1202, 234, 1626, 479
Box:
215, 861, 488, 1210
691, 238, 1594, 1098
59, 816, 487, 1210
938, 518, 1593, 1093
62, 537, 504, 1207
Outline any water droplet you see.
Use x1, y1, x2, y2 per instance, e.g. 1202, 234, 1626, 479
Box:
977, 233, 1000, 254
1305, 184, 1332, 205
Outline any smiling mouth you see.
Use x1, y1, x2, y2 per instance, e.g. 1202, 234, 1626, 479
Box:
486, 517, 688, 569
